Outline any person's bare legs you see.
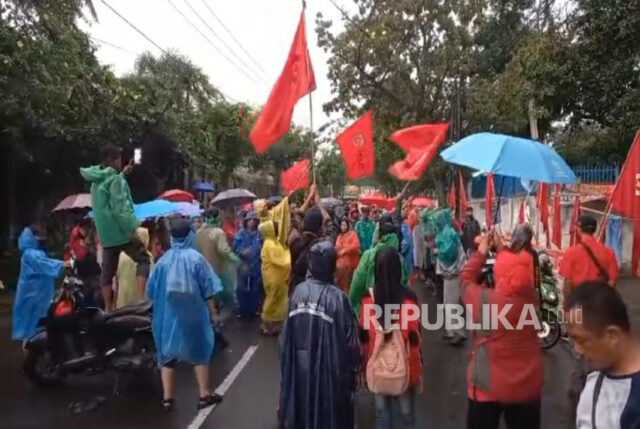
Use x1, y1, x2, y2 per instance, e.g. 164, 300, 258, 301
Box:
101, 285, 113, 311
136, 276, 147, 298
160, 367, 175, 400
194, 365, 211, 398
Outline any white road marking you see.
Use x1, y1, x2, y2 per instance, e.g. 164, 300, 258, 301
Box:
186, 344, 259, 429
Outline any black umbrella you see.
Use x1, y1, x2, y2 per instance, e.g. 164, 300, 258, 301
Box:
210, 189, 257, 208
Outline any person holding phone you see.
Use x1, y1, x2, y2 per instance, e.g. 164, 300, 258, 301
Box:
80, 145, 150, 311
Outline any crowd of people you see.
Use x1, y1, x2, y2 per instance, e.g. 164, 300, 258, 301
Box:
9, 144, 640, 429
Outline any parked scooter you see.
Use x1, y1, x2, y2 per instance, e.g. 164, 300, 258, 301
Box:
536, 251, 561, 350
23, 258, 156, 387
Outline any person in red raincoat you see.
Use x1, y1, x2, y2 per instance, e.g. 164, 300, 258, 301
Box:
461, 225, 542, 429
335, 219, 360, 293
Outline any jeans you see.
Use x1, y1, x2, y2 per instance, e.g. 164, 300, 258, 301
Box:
374, 388, 416, 429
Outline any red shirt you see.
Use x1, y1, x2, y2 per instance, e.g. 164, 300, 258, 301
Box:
560, 235, 619, 287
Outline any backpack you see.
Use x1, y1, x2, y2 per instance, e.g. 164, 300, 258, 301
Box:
365, 296, 410, 395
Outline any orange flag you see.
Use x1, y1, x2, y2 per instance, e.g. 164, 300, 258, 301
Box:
459, 171, 468, 214
336, 111, 375, 179
250, 12, 316, 153
388, 123, 450, 181
281, 159, 310, 193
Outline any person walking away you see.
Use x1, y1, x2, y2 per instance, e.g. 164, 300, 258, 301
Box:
195, 208, 239, 311
355, 206, 376, 252
360, 247, 422, 429
66, 218, 101, 307
560, 214, 618, 300
433, 209, 467, 344
146, 217, 224, 412
565, 281, 640, 429
349, 214, 402, 319
335, 219, 360, 293
461, 227, 542, 429
279, 241, 361, 429
289, 208, 324, 291
115, 227, 154, 308
260, 220, 291, 335
461, 207, 481, 254
400, 220, 414, 286
80, 145, 150, 311
233, 211, 263, 318
12, 224, 69, 341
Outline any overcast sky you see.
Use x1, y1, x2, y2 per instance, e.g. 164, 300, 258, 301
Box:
82, 0, 350, 132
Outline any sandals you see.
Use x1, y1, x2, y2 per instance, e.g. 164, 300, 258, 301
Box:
197, 393, 223, 410
162, 398, 174, 412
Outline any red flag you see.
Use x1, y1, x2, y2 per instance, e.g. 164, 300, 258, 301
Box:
537, 183, 551, 248
459, 171, 469, 214
552, 184, 562, 249
448, 182, 457, 210
485, 173, 495, 228
569, 195, 581, 246
518, 199, 526, 224
281, 159, 310, 193
388, 123, 450, 181
336, 111, 374, 179
250, 13, 316, 153
609, 131, 640, 274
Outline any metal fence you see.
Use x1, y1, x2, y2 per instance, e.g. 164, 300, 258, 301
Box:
572, 164, 619, 183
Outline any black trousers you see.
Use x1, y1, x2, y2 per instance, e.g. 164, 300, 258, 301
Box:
467, 399, 540, 429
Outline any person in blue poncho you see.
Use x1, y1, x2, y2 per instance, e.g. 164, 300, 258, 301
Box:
233, 211, 263, 318
146, 217, 224, 412
12, 224, 68, 341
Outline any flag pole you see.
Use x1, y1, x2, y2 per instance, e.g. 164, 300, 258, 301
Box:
302, 0, 316, 184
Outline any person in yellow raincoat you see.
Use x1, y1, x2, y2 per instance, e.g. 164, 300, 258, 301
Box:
253, 197, 291, 248
116, 227, 154, 308
259, 220, 291, 336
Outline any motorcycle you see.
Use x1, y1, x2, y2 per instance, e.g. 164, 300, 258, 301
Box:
536, 251, 561, 350
23, 259, 157, 387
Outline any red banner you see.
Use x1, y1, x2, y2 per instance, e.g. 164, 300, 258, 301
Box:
388, 123, 450, 181
336, 111, 375, 179
281, 159, 310, 193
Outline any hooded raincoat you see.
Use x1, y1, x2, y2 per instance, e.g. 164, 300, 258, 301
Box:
233, 212, 263, 316
254, 197, 291, 247
80, 165, 138, 248
433, 209, 466, 278
355, 217, 376, 252
195, 223, 237, 307
116, 227, 154, 308
349, 230, 400, 319
335, 226, 360, 293
146, 233, 222, 366
400, 222, 414, 280
260, 221, 291, 323
12, 228, 64, 340
279, 242, 361, 429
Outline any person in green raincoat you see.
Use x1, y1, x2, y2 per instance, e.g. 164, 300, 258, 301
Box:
195, 208, 239, 309
349, 214, 403, 318
355, 206, 376, 252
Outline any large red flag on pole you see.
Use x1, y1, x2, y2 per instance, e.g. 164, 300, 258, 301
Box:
609, 131, 640, 275
537, 183, 551, 248
552, 184, 562, 249
448, 182, 457, 210
250, 12, 316, 153
336, 111, 375, 179
281, 159, 310, 193
388, 123, 450, 181
485, 173, 495, 228
459, 171, 469, 214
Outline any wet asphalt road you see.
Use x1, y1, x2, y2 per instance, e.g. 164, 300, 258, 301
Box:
3, 279, 639, 429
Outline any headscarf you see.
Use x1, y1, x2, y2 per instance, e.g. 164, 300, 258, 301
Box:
374, 247, 402, 327
433, 209, 461, 265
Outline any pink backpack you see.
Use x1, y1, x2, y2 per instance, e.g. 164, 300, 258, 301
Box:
365, 309, 410, 395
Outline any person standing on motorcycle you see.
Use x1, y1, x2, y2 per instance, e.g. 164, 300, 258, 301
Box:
80, 145, 150, 311
12, 224, 71, 341
461, 227, 543, 429
146, 217, 224, 412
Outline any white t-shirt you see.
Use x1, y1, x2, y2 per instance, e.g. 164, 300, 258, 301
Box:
577, 370, 640, 429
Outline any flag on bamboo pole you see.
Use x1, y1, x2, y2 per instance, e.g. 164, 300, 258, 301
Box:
281, 159, 310, 193
608, 130, 640, 275
336, 111, 374, 179
388, 123, 450, 181
569, 195, 581, 246
459, 171, 469, 214
250, 12, 316, 153
552, 184, 562, 249
537, 182, 551, 248
485, 173, 495, 228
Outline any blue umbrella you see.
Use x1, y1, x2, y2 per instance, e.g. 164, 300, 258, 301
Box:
193, 181, 216, 192
174, 202, 203, 217
441, 132, 577, 184
89, 199, 179, 220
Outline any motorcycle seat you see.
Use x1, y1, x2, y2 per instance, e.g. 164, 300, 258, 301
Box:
104, 301, 152, 320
